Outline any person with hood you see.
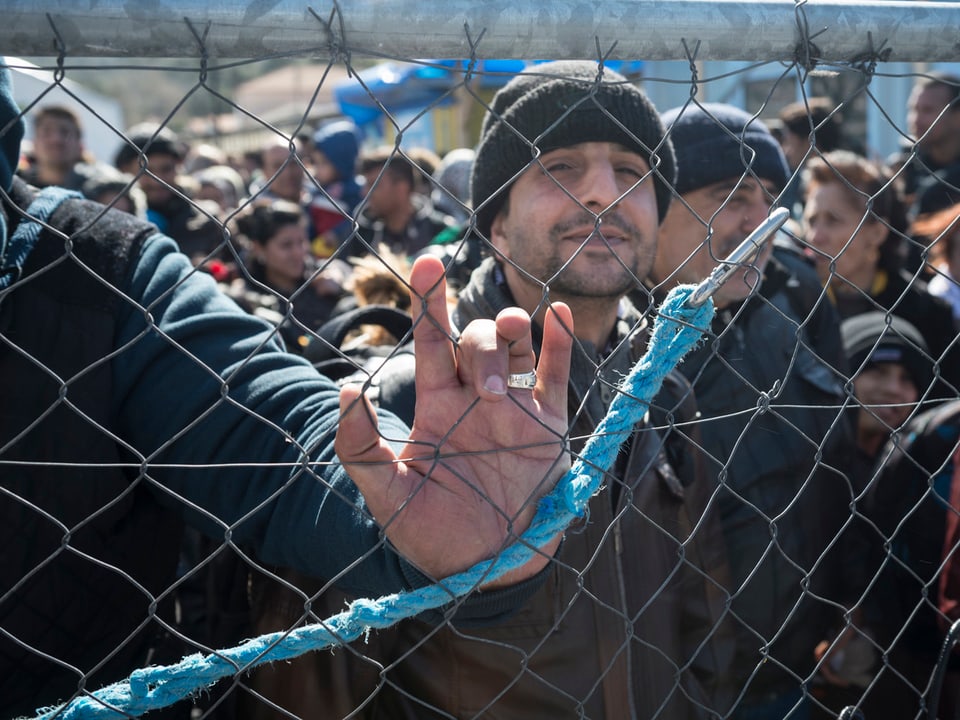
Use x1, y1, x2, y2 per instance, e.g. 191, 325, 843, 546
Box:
0, 65, 575, 718
308, 119, 364, 257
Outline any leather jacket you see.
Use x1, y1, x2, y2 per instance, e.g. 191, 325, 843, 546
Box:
348, 259, 736, 719
648, 251, 854, 703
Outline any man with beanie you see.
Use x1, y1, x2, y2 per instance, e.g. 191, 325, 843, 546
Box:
336, 60, 734, 720
648, 103, 853, 719
350, 144, 456, 259
0, 64, 575, 718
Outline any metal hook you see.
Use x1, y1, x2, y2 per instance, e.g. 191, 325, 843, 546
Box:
685, 207, 791, 308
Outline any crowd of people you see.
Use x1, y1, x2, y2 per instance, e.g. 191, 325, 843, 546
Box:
5, 63, 960, 719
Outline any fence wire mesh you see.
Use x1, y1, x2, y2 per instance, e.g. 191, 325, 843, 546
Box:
2, 2, 960, 719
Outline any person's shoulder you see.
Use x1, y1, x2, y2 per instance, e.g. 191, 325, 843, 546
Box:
766, 248, 832, 319
884, 144, 913, 170
885, 398, 960, 478
897, 268, 955, 313
772, 242, 819, 284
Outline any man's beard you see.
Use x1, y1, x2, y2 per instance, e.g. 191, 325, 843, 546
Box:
537, 211, 650, 299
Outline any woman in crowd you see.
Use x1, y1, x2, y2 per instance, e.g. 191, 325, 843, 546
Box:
225, 198, 349, 352
801, 150, 959, 398
910, 200, 960, 322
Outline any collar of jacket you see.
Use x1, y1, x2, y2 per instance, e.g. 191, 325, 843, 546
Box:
454, 258, 652, 427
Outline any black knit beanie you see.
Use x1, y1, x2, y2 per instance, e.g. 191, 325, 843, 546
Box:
471, 61, 675, 238
841, 311, 932, 393
660, 103, 789, 197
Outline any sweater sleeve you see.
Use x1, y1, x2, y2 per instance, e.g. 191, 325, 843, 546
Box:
111, 232, 410, 599
110, 232, 545, 620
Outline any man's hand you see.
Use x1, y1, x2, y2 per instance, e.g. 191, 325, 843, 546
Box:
334, 254, 572, 588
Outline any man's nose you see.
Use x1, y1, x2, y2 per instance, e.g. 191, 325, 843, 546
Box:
578, 162, 624, 215
740, 196, 773, 234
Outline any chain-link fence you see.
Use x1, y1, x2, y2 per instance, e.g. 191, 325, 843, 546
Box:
3, 1, 960, 719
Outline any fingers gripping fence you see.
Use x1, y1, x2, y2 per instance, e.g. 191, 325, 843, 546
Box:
4, 2, 960, 720
33, 290, 715, 720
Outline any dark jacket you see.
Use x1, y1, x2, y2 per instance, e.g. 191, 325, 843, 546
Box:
654, 253, 854, 703
885, 145, 960, 204
858, 399, 960, 717
0, 180, 185, 717
220, 268, 344, 353
350, 258, 735, 719
148, 189, 225, 262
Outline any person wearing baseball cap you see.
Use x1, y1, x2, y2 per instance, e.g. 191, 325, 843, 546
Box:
353, 61, 735, 720
648, 103, 853, 719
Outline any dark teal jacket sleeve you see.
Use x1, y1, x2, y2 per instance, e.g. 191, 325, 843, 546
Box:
110, 232, 544, 620
110, 232, 404, 597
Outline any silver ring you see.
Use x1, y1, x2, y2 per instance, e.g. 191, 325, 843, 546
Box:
506, 370, 537, 390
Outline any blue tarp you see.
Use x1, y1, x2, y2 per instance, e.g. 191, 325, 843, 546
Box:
334, 60, 645, 126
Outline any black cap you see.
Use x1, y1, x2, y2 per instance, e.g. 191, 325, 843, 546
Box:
660, 103, 790, 196
841, 312, 932, 392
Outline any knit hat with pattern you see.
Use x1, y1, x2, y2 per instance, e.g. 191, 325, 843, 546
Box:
841, 311, 932, 392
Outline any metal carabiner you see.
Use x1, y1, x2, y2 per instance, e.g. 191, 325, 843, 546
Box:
685, 207, 791, 308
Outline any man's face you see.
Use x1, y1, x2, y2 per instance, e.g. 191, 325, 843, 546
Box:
360, 166, 405, 220
262, 145, 305, 204
778, 129, 808, 171
908, 83, 960, 150
34, 115, 82, 170
136, 151, 179, 209
653, 176, 775, 308
853, 362, 919, 444
490, 141, 659, 304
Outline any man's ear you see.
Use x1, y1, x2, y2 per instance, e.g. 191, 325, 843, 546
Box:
489, 208, 509, 258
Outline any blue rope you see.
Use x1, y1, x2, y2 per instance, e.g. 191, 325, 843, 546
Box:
32, 285, 714, 720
